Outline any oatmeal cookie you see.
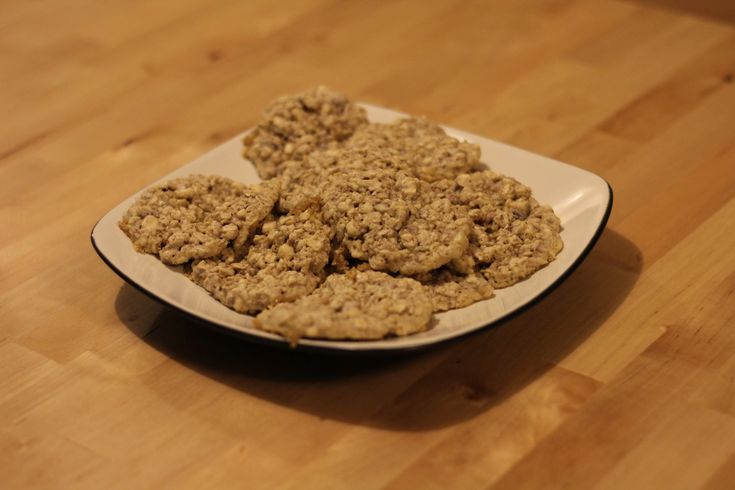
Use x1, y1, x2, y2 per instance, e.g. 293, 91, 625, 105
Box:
119, 175, 279, 265
189, 208, 331, 313
321, 168, 472, 275
346, 117, 482, 182
476, 205, 563, 288
414, 268, 494, 312
254, 270, 433, 340
438, 171, 563, 288
276, 117, 482, 212
242, 86, 368, 179
278, 144, 414, 212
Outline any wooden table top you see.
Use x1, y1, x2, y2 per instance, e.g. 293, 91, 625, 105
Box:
3, 0, 735, 488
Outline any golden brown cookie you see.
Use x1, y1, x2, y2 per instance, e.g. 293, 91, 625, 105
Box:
242, 86, 367, 179
119, 175, 278, 265
322, 168, 472, 275
190, 208, 331, 313
414, 268, 494, 312
255, 270, 433, 340
437, 171, 563, 288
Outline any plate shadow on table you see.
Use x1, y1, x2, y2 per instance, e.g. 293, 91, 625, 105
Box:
116, 229, 641, 431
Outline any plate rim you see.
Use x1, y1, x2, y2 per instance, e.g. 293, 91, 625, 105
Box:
91, 107, 614, 355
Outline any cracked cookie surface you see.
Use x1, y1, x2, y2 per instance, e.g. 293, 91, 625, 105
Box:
437, 171, 563, 288
346, 117, 482, 182
189, 208, 331, 313
242, 86, 367, 179
321, 168, 472, 275
119, 175, 278, 265
414, 268, 494, 312
255, 270, 433, 340
277, 117, 482, 212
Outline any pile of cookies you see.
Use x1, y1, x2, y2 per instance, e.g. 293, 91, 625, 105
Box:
120, 87, 563, 341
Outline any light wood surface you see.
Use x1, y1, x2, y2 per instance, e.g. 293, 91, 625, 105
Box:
2, 0, 735, 488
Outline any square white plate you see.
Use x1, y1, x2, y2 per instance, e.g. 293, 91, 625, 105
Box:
92, 103, 612, 353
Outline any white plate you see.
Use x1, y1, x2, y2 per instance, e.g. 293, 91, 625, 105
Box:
92, 104, 612, 353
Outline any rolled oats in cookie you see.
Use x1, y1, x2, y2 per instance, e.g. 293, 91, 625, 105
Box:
242, 86, 368, 179
321, 168, 472, 275
414, 268, 494, 312
246, 208, 331, 275
346, 117, 483, 182
277, 118, 479, 212
439, 170, 563, 288
190, 260, 323, 314
278, 144, 415, 212
189, 208, 331, 313
254, 270, 433, 340
477, 204, 563, 288
119, 175, 279, 265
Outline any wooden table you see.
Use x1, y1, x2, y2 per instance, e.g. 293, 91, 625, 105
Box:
3, 0, 735, 488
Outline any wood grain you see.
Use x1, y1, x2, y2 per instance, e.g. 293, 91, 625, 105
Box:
2, 0, 735, 488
